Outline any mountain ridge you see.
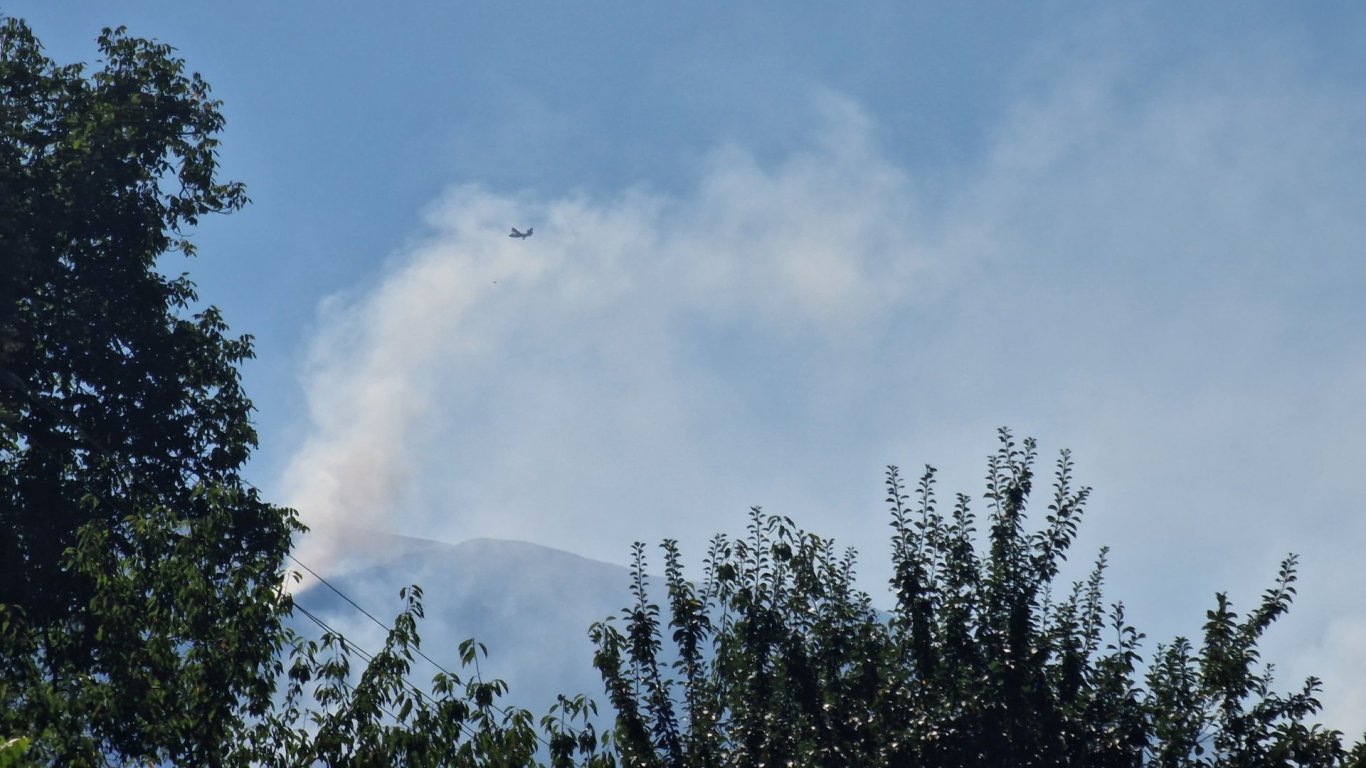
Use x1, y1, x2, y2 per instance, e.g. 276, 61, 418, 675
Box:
288, 535, 632, 712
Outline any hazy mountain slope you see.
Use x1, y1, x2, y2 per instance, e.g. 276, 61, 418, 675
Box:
289, 535, 632, 714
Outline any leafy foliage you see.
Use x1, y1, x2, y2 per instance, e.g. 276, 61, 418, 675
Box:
0, 17, 298, 765
591, 430, 1366, 768
0, 737, 30, 768
242, 586, 614, 768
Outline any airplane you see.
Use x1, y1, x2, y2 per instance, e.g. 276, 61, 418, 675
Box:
509, 227, 533, 239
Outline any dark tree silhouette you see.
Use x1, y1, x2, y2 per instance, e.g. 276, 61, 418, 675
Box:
591, 430, 1366, 768
0, 17, 298, 765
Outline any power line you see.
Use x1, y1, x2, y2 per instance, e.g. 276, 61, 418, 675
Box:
289, 553, 471, 690
290, 601, 457, 718
283, 603, 454, 744
288, 555, 393, 644
287, 552, 587, 749
291, 593, 579, 754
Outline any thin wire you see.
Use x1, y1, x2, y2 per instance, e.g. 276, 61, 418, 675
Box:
287, 555, 393, 641
284, 606, 421, 733
289, 557, 578, 750
291, 600, 564, 752
292, 602, 379, 666
288, 553, 469, 687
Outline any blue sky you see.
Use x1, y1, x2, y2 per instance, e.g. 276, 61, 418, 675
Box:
14, 2, 1366, 733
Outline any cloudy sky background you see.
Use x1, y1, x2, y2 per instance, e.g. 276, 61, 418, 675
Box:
17, 2, 1366, 733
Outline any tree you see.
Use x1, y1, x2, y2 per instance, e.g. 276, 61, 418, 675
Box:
591, 430, 1366, 767
241, 586, 614, 768
0, 17, 299, 765
0, 737, 30, 768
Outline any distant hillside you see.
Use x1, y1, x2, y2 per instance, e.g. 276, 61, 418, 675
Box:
288, 535, 631, 715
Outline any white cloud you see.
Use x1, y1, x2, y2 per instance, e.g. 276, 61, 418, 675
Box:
280, 52, 1366, 734
280, 96, 929, 581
